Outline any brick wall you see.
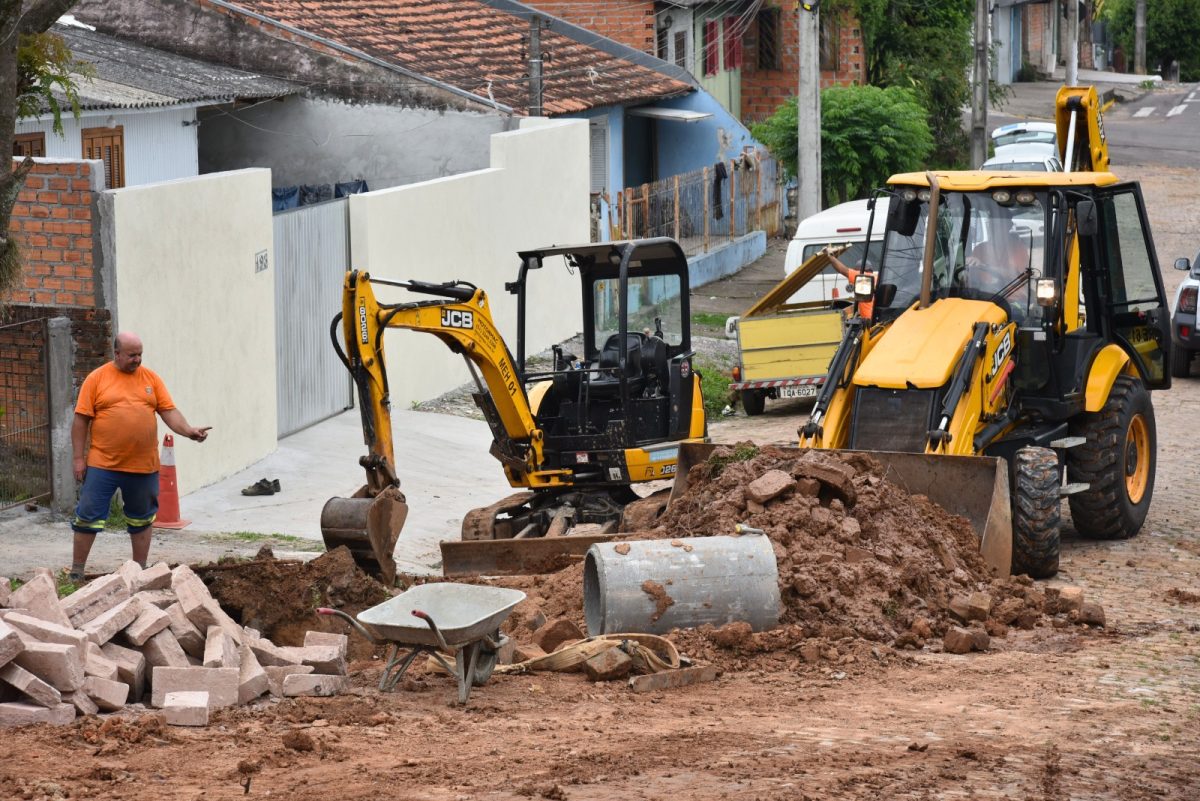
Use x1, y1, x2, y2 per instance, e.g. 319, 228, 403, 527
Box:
524, 0, 657, 54
741, 4, 865, 123
5, 160, 100, 308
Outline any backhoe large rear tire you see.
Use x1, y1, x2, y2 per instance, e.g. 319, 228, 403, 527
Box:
1010, 446, 1061, 579
1067, 375, 1155, 540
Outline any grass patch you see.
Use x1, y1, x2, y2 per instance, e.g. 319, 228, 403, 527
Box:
696, 357, 735, 417
8, 577, 21, 592
54, 570, 81, 598
708, 443, 760, 476
221, 531, 316, 545
691, 311, 729, 329
105, 496, 128, 530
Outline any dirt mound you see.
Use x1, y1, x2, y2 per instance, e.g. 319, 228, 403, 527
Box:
198, 546, 390, 659
496, 445, 1098, 664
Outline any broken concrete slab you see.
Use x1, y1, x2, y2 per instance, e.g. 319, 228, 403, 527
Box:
164, 603, 205, 658
264, 665, 313, 697
13, 642, 85, 692
0, 662, 62, 708
276, 644, 345, 676
62, 689, 99, 717
123, 604, 171, 647
282, 673, 346, 697
303, 630, 349, 658
134, 563, 172, 593
142, 628, 190, 671
247, 637, 302, 667
203, 626, 240, 669
100, 642, 145, 702
133, 589, 177, 610
0, 621, 24, 669
0, 701, 75, 727
7, 575, 72, 630
3, 613, 88, 658
116, 560, 143, 592
83, 676, 130, 711
162, 691, 210, 726
745, 469, 796, 505
80, 597, 143, 645
62, 573, 131, 628
150, 666, 238, 708
237, 643, 268, 704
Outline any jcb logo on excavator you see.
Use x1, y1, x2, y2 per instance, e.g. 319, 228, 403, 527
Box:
988, 330, 1013, 380
441, 309, 474, 329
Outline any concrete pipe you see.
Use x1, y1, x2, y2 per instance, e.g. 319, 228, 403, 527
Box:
583, 534, 781, 636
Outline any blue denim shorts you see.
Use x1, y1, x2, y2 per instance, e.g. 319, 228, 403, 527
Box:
72, 467, 159, 535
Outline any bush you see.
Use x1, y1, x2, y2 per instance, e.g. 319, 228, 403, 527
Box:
751, 85, 934, 207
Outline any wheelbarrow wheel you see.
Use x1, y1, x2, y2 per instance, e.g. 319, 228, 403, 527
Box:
471, 629, 501, 686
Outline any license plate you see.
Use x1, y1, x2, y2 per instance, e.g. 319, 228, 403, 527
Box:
778, 384, 818, 399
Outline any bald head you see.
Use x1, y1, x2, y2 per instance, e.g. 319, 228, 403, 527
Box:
113, 332, 144, 373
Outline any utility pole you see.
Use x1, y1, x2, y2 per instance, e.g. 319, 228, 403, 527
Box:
1134, 0, 1146, 75
797, 1, 821, 219
529, 14, 544, 116
1066, 0, 1079, 85
970, 0, 989, 168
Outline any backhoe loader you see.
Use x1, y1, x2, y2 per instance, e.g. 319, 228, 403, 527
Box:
777, 86, 1171, 579
321, 238, 707, 583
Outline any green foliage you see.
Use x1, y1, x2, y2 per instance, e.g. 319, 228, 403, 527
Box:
1102, 0, 1200, 81
690, 311, 729, 329
853, 0, 973, 167
17, 31, 94, 135
752, 85, 933, 206
708, 443, 760, 476
8, 577, 21, 591
55, 570, 80, 598
695, 357, 735, 418
105, 495, 127, 530
820, 85, 934, 205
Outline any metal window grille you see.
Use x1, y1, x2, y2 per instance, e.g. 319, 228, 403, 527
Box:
757, 7, 781, 70
0, 318, 53, 510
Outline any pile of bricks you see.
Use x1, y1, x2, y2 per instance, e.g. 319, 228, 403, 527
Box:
0, 562, 349, 728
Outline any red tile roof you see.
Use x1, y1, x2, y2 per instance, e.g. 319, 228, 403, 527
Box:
223, 0, 694, 114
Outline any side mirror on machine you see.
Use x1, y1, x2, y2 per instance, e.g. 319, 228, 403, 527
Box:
888, 196, 921, 237
875, 283, 898, 308
1174, 257, 1191, 272
1076, 199, 1098, 237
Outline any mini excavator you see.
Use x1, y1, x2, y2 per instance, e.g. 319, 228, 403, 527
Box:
320, 239, 707, 583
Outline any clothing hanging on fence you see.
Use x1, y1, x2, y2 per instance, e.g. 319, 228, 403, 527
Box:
299, 184, 335, 206
272, 186, 300, 211
713, 161, 728, 220
335, 179, 370, 198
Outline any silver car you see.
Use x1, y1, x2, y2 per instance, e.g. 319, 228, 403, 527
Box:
1171, 250, 1200, 378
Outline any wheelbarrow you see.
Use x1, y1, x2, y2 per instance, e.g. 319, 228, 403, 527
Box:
317, 582, 525, 704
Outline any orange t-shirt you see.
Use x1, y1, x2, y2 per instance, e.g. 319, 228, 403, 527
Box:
844, 268, 875, 320
75, 362, 175, 473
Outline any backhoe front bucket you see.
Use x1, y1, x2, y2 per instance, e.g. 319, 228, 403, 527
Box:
673, 443, 1012, 577
320, 485, 408, 586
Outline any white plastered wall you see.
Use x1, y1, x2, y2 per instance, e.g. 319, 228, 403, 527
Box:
107, 168, 276, 494
349, 118, 590, 408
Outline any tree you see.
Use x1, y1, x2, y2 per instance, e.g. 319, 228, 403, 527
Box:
1102, 0, 1200, 81
751, 84, 933, 207
1, 0, 85, 304
852, 0, 974, 167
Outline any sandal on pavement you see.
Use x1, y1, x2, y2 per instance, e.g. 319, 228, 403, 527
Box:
241, 478, 276, 496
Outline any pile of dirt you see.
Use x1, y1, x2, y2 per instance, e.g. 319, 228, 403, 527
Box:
496, 445, 1104, 666
199, 547, 390, 660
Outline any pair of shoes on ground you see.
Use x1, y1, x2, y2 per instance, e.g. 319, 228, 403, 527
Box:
241, 478, 281, 496
720, 405, 736, 417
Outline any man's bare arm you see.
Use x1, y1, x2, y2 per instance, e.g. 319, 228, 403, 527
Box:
159, 408, 211, 442
71, 413, 91, 482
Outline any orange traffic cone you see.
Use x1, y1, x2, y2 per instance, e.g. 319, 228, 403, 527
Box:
155, 434, 191, 529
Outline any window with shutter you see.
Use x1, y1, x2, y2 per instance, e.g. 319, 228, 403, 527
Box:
703, 20, 719, 75
657, 27, 669, 60
589, 117, 608, 194
723, 16, 742, 69
674, 31, 687, 70
13, 132, 46, 157
82, 126, 126, 189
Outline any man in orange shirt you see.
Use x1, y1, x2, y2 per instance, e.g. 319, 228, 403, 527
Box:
821, 245, 875, 319
70, 332, 210, 581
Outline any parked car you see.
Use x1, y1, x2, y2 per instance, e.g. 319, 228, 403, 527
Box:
1171, 250, 1200, 377
781, 197, 888, 305
991, 121, 1058, 151
981, 143, 1063, 172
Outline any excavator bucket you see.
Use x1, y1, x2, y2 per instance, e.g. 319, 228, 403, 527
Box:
672, 443, 1013, 577
320, 486, 408, 586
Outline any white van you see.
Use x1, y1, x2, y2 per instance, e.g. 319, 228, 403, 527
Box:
782, 198, 889, 304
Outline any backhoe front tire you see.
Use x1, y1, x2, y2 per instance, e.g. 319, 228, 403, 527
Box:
741, 389, 766, 416
1067, 375, 1155, 540
1010, 446, 1061, 579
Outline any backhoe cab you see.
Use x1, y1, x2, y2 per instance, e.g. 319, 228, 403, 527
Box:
323, 238, 707, 582
798, 87, 1171, 579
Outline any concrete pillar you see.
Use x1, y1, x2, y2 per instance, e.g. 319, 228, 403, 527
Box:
46, 317, 76, 513
796, 5, 822, 219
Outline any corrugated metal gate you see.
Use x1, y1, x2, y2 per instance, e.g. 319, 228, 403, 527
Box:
0, 318, 52, 510
274, 200, 353, 437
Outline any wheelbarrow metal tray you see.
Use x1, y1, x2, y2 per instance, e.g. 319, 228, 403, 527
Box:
357, 583, 526, 648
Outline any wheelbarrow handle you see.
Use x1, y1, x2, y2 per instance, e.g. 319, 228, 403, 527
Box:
411, 609, 451, 653
316, 607, 379, 644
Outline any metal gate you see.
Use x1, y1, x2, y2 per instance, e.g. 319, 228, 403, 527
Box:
0, 318, 52, 510
274, 200, 353, 437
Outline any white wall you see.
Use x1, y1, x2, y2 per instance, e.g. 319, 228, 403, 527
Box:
105, 169, 276, 494
349, 118, 591, 407
17, 107, 199, 187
